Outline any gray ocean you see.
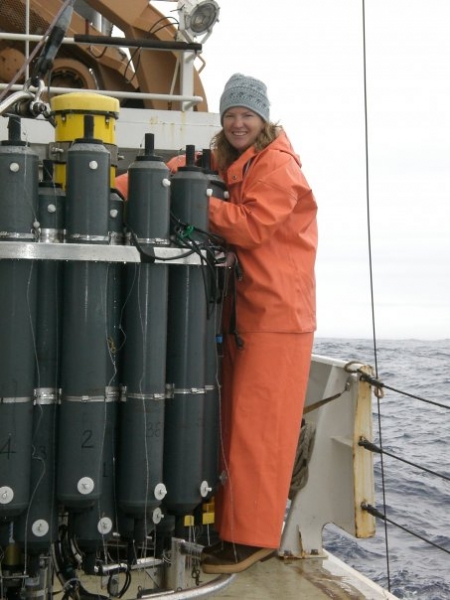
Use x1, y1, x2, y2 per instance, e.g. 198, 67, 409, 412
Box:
313, 338, 450, 600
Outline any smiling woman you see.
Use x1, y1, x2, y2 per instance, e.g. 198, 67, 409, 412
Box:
198, 73, 318, 574
113, 71, 319, 574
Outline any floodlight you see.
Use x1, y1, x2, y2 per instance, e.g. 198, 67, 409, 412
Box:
177, 0, 220, 40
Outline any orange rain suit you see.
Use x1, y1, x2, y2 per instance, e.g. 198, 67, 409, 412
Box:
114, 131, 318, 548
208, 130, 317, 549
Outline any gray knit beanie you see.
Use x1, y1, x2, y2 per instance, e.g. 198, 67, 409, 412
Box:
219, 73, 270, 124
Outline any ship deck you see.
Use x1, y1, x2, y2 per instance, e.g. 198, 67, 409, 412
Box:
75, 549, 398, 600
211, 551, 398, 600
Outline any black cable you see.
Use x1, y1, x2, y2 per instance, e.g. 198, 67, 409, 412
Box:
128, 223, 224, 320
129, 229, 196, 263
124, 47, 141, 85
381, 383, 449, 409
357, 370, 450, 410
170, 211, 227, 247
148, 16, 180, 35
177, 234, 218, 319
53, 525, 78, 585
128, 212, 226, 319
359, 437, 450, 482
120, 16, 180, 86
106, 567, 131, 598
150, 21, 181, 36
175, 230, 215, 308
362, 503, 450, 556
54, 525, 109, 600
87, 44, 108, 60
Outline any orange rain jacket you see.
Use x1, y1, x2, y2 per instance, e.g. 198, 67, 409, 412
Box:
209, 130, 317, 335
209, 131, 318, 548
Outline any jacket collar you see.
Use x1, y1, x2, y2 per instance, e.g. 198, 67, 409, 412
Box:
225, 144, 258, 185
224, 130, 299, 184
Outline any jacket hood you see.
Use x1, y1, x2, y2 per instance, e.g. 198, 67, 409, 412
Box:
271, 129, 302, 168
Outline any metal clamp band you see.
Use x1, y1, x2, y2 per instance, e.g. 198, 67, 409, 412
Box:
63, 394, 115, 403
0, 396, 33, 404
35, 388, 58, 404
0, 232, 35, 241
172, 387, 206, 396
125, 392, 166, 401
67, 234, 110, 243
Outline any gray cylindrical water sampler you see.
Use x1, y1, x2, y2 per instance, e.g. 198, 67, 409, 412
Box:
118, 133, 170, 539
57, 116, 113, 513
0, 116, 38, 520
15, 159, 65, 551
164, 145, 211, 516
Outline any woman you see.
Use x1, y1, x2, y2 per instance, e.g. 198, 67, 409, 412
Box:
201, 73, 318, 574
114, 73, 318, 574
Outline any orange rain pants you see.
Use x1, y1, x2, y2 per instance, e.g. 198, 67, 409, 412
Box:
215, 330, 314, 549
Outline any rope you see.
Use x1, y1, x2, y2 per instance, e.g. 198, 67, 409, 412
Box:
302, 393, 339, 414
289, 419, 317, 500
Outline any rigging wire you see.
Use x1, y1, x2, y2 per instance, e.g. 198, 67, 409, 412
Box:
358, 371, 450, 410
359, 437, 450, 483
356, 370, 450, 564
362, 503, 450, 557
361, 0, 392, 591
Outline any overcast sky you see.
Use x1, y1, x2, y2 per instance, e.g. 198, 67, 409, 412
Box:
172, 0, 450, 340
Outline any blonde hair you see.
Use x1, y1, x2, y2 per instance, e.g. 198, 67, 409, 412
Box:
211, 122, 281, 172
